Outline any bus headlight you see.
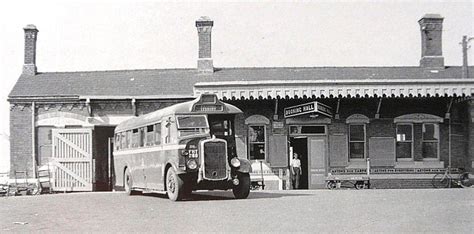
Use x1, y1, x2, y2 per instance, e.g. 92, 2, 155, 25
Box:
187, 159, 198, 170
230, 157, 241, 168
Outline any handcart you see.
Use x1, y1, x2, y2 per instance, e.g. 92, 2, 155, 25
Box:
326, 158, 371, 190
325, 175, 370, 189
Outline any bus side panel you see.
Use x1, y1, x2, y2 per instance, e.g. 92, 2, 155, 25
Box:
113, 152, 128, 188
163, 147, 182, 179
129, 151, 146, 189
143, 148, 165, 190
140, 147, 181, 191
114, 147, 183, 191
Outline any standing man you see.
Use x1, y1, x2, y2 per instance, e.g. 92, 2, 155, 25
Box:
291, 153, 302, 189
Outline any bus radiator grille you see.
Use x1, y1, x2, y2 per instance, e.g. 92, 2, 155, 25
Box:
203, 141, 227, 180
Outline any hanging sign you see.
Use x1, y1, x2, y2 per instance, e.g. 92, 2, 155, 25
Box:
284, 101, 332, 118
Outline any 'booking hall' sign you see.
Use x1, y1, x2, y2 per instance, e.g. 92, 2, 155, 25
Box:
284, 101, 333, 118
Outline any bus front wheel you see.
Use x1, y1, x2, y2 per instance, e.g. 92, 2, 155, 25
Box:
166, 167, 184, 201
233, 173, 250, 199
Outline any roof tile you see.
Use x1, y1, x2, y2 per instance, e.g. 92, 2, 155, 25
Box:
8, 66, 473, 98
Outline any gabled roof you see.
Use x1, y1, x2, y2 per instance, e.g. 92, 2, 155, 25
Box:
8, 66, 474, 100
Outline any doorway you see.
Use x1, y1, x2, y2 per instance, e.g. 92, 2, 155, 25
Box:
290, 137, 308, 189
94, 126, 116, 191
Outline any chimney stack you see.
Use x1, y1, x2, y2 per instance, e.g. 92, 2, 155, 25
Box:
196, 16, 214, 73
418, 14, 444, 68
461, 35, 473, 79
23, 24, 38, 76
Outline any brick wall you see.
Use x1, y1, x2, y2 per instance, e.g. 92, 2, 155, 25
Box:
10, 104, 33, 177
198, 31, 211, 59
468, 100, 474, 172
227, 97, 471, 173
24, 33, 37, 65
367, 119, 395, 137
137, 100, 184, 115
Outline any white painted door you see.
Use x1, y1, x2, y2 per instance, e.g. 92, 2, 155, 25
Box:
308, 137, 327, 189
51, 129, 93, 191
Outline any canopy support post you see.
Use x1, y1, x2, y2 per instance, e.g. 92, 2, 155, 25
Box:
335, 98, 341, 119
375, 98, 383, 119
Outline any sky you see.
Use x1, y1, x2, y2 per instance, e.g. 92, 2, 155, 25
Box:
0, 0, 472, 172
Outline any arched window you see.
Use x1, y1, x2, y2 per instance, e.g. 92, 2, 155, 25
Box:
245, 115, 270, 160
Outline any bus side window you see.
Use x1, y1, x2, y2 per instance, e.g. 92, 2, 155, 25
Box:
146, 125, 154, 146
165, 117, 172, 144
126, 130, 132, 148
132, 129, 139, 148
115, 134, 121, 150
121, 132, 127, 149
139, 127, 145, 147
155, 123, 161, 145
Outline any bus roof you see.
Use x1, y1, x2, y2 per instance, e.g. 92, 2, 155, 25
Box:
115, 94, 242, 133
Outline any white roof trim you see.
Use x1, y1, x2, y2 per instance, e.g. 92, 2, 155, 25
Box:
195, 79, 474, 86
194, 79, 474, 99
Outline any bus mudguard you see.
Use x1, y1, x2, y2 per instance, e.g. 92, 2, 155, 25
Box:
162, 161, 186, 179
236, 158, 252, 173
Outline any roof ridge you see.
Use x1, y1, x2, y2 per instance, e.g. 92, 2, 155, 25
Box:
38, 67, 196, 74
218, 66, 422, 70
34, 65, 471, 74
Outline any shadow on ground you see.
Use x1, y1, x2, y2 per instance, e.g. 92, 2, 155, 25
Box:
142, 190, 313, 201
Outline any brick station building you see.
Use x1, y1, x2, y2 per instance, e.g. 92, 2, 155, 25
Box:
8, 14, 474, 191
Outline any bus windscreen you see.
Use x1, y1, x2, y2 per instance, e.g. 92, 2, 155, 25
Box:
176, 116, 208, 129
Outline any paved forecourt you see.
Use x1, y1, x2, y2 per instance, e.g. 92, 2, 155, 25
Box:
0, 189, 472, 233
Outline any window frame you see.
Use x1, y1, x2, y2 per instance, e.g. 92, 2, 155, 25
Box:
348, 124, 366, 161
126, 130, 132, 149
421, 123, 440, 160
176, 115, 209, 129
395, 123, 414, 161
154, 122, 162, 145
248, 124, 267, 161
132, 129, 139, 148
139, 127, 146, 147
115, 133, 121, 151
145, 125, 155, 146
164, 116, 173, 144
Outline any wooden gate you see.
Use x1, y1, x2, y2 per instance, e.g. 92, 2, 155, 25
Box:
51, 129, 93, 191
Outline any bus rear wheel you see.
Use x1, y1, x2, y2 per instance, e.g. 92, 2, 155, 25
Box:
233, 173, 250, 199
124, 168, 139, 196
166, 167, 184, 201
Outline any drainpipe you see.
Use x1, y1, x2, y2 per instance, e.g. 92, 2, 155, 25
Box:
273, 99, 279, 120
32, 101, 37, 179
446, 98, 454, 169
